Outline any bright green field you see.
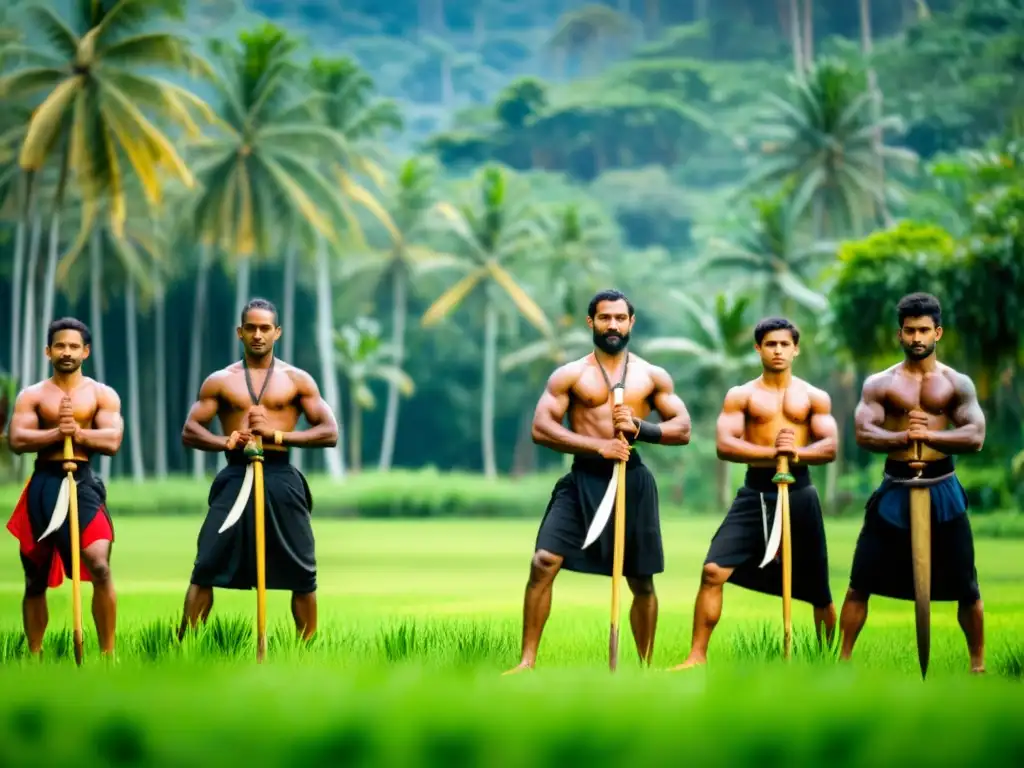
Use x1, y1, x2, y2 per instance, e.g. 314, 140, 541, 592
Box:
1, 517, 1023, 766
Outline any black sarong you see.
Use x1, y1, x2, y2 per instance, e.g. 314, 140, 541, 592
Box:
704, 465, 832, 608
189, 450, 317, 594
535, 450, 663, 578
849, 457, 980, 603
6, 458, 114, 591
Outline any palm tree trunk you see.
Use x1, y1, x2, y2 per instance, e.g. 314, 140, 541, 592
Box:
233, 258, 251, 356
153, 268, 168, 478
38, 147, 70, 380
189, 243, 211, 480
20, 210, 44, 390
89, 227, 111, 480
38, 215, 64, 380
281, 239, 302, 473
481, 291, 498, 478
644, 0, 660, 40
124, 272, 144, 482
349, 390, 362, 473
802, 0, 813, 67
789, 0, 804, 75
315, 233, 345, 478
378, 266, 406, 471
8, 174, 32, 387
859, 0, 891, 228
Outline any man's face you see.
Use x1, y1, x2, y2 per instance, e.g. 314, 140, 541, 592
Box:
237, 309, 281, 358
47, 330, 89, 374
587, 299, 634, 354
899, 316, 941, 361
756, 330, 798, 372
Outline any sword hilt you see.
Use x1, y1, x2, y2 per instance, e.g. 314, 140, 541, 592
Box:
244, 437, 264, 462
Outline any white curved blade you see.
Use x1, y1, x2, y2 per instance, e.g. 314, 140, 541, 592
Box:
583, 471, 619, 549
218, 464, 254, 534
758, 489, 784, 568
38, 477, 70, 542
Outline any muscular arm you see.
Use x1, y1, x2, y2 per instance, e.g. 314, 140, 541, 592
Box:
642, 366, 691, 445
282, 371, 339, 448
796, 388, 838, 465
75, 386, 124, 456
926, 374, 986, 454
181, 375, 231, 452
854, 375, 908, 453
531, 366, 604, 456
7, 390, 61, 454
715, 387, 776, 463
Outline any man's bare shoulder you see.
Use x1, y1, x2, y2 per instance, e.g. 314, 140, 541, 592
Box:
936, 363, 978, 398
282, 362, 320, 391
198, 366, 240, 395
722, 381, 756, 409
545, 357, 589, 391
629, 354, 674, 384
862, 366, 899, 394
88, 379, 121, 406
14, 381, 47, 407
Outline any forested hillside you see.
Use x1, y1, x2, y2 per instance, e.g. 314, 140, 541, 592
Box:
0, 0, 1021, 515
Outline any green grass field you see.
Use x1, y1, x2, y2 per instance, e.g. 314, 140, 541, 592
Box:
1, 517, 1023, 766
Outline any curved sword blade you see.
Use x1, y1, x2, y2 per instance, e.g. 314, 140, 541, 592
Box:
38, 477, 70, 542
583, 472, 619, 549
758, 489, 784, 569
218, 464, 254, 534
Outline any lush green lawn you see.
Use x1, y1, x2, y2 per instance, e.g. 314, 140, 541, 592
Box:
1, 517, 1023, 766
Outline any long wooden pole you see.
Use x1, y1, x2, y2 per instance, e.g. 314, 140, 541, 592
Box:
251, 436, 267, 663
63, 436, 83, 666
775, 454, 793, 660
609, 386, 627, 672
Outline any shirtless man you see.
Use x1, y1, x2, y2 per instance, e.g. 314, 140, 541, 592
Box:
840, 292, 986, 672
5, 317, 124, 657
669, 317, 838, 670
504, 289, 692, 673
177, 298, 339, 641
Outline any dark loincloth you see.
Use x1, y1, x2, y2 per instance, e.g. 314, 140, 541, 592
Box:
848, 457, 979, 603
535, 450, 663, 578
704, 465, 832, 608
6, 458, 115, 591
189, 450, 317, 594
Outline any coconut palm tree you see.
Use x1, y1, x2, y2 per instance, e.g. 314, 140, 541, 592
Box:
1, 0, 210, 389
304, 54, 403, 479
338, 155, 461, 471
699, 194, 832, 317
184, 24, 355, 478
420, 164, 552, 477
334, 316, 414, 473
743, 57, 918, 238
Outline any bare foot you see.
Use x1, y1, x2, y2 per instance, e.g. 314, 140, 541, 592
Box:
666, 655, 706, 672
971, 666, 986, 675
502, 662, 534, 676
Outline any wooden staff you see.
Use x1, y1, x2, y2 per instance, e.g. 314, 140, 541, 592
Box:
63, 436, 84, 666
908, 439, 931, 679
245, 435, 267, 663
609, 386, 627, 672
774, 454, 794, 660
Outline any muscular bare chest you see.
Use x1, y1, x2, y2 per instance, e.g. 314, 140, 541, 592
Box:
37, 384, 98, 427
219, 372, 299, 414
570, 367, 654, 417
746, 387, 811, 429
885, 372, 956, 416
